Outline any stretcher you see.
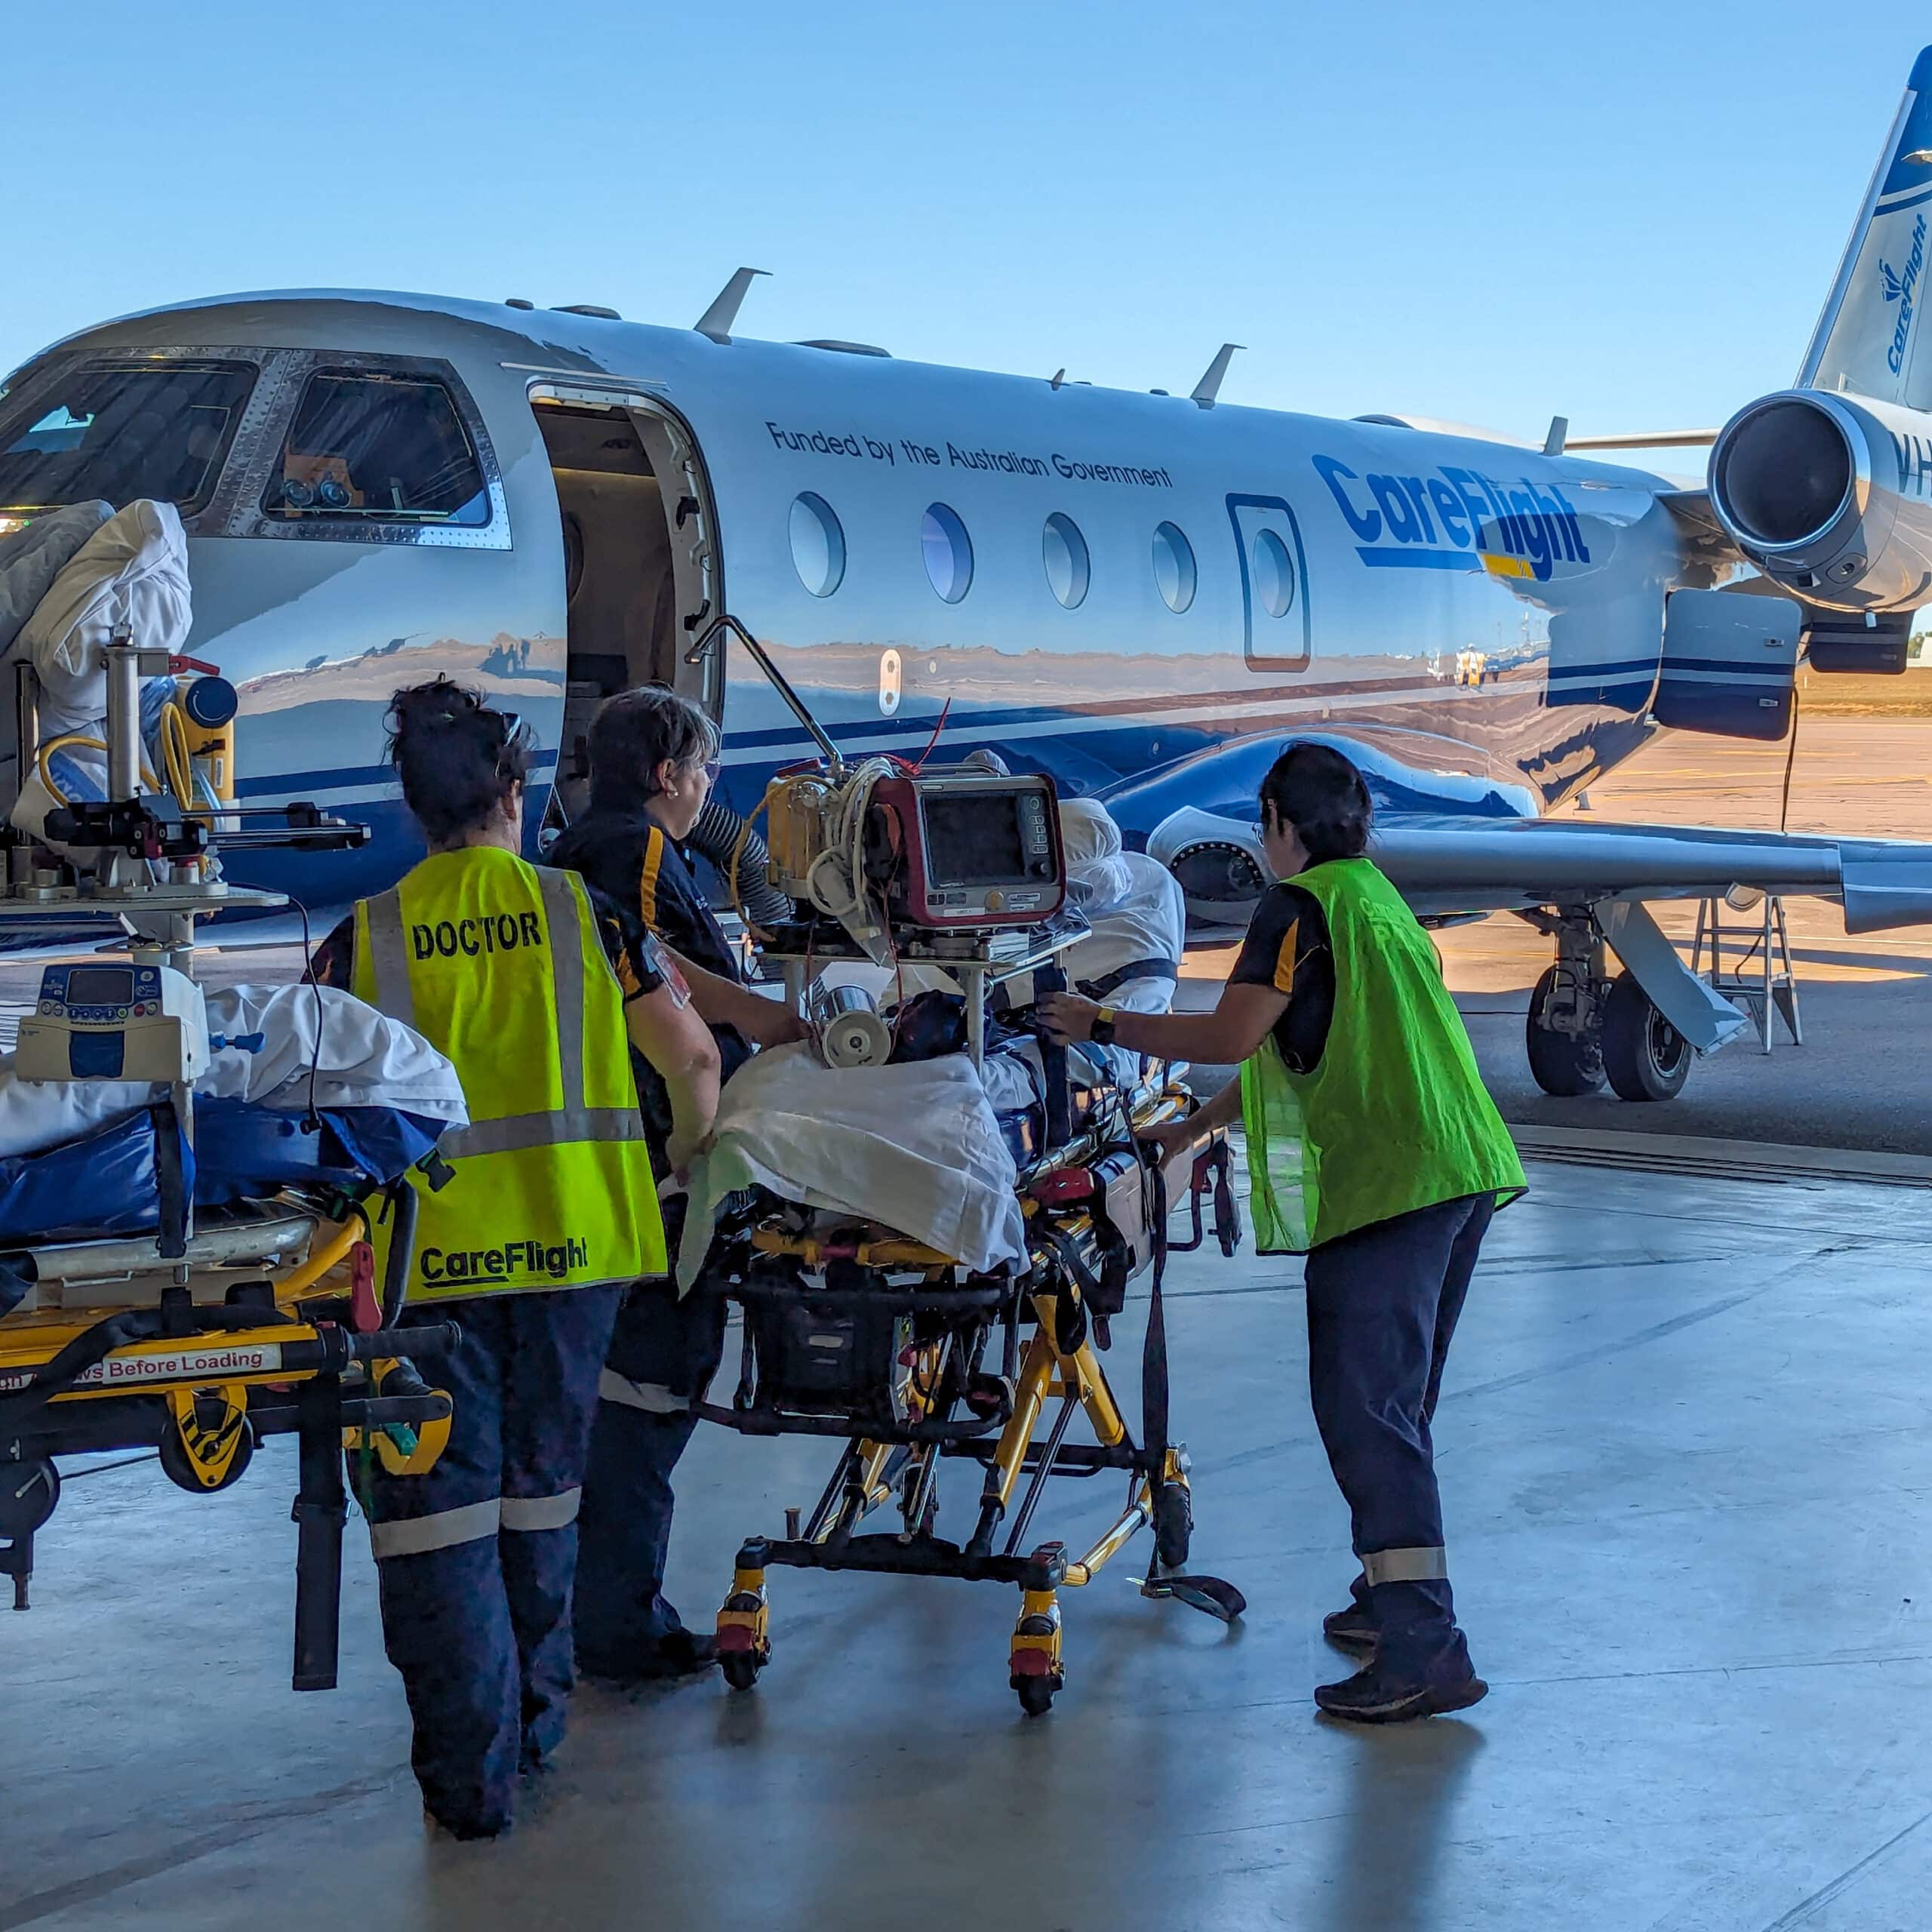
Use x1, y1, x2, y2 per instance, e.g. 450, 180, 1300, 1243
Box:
653, 619, 1255, 1714
1, 587, 455, 1693
703, 1054, 1246, 1716
0, 1098, 459, 1690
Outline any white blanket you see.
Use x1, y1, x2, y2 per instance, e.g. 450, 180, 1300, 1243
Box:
17, 499, 192, 734
0, 983, 467, 1161
678, 1043, 1026, 1291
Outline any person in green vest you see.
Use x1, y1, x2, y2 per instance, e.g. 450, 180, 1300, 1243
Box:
313, 678, 721, 1836
1040, 741, 1524, 1723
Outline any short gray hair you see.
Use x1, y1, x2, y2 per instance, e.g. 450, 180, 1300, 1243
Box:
587, 684, 719, 811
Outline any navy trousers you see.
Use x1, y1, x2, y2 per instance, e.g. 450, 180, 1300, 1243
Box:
574, 1260, 728, 1678
359, 1284, 620, 1837
1303, 1192, 1493, 1678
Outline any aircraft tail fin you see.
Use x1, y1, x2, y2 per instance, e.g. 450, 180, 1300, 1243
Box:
1800, 47, 1932, 407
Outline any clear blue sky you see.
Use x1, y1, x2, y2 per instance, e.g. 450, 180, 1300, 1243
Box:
6, 1, 1926, 449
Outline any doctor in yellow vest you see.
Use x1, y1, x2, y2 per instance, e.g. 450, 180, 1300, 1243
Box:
1042, 743, 1523, 1724
318, 678, 720, 1838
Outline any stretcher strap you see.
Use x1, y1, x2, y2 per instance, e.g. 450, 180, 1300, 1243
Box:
1142, 1160, 1171, 1463
1077, 956, 1180, 1000
1032, 963, 1072, 1150
152, 1102, 189, 1262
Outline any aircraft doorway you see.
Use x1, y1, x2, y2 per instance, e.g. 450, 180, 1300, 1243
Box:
532, 395, 719, 816
1227, 493, 1312, 672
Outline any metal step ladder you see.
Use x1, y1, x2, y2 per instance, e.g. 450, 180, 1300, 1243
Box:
1690, 893, 1802, 1054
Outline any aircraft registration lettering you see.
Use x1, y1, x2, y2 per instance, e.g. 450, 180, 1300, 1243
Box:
1312, 453, 1589, 583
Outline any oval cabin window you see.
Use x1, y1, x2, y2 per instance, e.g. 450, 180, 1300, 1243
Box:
921, 502, 974, 603
789, 491, 846, 597
1253, 527, 1296, 618
1042, 512, 1090, 609
1152, 521, 1196, 614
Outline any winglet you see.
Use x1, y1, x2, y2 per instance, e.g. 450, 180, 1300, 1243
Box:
694, 268, 770, 344
1542, 415, 1568, 457
1190, 343, 1244, 410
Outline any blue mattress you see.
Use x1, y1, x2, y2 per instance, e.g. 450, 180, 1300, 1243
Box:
0, 1098, 446, 1246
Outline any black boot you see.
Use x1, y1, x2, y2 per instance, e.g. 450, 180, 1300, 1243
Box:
1321, 1574, 1377, 1655
1315, 1629, 1486, 1724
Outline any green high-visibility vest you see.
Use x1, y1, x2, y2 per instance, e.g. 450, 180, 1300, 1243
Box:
1238, 856, 1526, 1253
352, 846, 666, 1300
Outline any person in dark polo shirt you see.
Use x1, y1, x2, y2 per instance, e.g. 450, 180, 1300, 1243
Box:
549, 685, 804, 1683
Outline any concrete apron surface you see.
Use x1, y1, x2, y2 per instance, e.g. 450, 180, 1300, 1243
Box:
5, 1153, 1932, 1932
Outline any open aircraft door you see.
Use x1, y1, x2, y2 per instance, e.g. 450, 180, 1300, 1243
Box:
1226, 494, 1312, 671
1655, 589, 1801, 741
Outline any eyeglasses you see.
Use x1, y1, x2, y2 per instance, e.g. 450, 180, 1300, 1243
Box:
700, 758, 721, 784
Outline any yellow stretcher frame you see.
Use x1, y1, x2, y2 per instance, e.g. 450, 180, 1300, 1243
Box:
711, 1081, 1246, 1716
0, 1189, 457, 1688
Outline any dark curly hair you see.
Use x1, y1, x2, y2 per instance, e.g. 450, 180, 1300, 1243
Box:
1257, 741, 1374, 864
386, 677, 531, 846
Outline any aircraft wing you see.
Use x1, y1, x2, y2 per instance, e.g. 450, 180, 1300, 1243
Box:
1148, 806, 1932, 934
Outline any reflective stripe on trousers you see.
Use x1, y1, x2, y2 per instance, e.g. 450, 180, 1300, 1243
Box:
598, 1367, 690, 1415
368, 1487, 583, 1560
1361, 1545, 1448, 1586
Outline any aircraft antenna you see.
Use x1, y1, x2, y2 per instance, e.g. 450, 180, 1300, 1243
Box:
1543, 415, 1569, 456
695, 268, 771, 344
1191, 343, 1244, 410
1050, 368, 1067, 389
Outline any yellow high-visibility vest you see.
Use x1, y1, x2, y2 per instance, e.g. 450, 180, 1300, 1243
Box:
352, 845, 666, 1300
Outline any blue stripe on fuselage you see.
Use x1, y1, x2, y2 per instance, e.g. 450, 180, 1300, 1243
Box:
1355, 548, 1482, 571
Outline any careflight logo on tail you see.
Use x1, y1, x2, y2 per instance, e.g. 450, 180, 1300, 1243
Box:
1312, 455, 1589, 583
1879, 212, 1927, 375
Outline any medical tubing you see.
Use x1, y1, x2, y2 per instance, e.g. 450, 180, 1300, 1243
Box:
34, 734, 107, 808
159, 701, 196, 814
689, 794, 793, 928
0, 1312, 459, 1438
0, 1304, 297, 1434
34, 733, 162, 808
269, 1213, 368, 1304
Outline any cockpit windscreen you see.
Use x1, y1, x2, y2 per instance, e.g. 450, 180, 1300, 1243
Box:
0, 361, 255, 515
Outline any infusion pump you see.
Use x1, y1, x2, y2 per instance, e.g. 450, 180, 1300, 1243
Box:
17, 961, 211, 1083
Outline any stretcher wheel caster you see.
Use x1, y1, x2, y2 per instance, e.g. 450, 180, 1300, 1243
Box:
1153, 1480, 1192, 1570
158, 1395, 254, 1494
719, 1647, 764, 1692
1014, 1672, 1058, 1718
716, 1556, 771, 1693
1010, 1590, 1063, 1718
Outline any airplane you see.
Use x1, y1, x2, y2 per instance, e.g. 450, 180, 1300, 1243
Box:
7, 48, 1932, 1106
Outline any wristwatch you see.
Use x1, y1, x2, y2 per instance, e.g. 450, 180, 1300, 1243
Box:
1090, 1004, 1119, 1046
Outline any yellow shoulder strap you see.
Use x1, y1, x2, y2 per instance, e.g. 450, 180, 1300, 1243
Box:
638, 826, 665, 932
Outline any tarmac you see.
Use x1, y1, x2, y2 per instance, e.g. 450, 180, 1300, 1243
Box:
7, 1151, 1932, 1931
1174, 712, 1932, 1155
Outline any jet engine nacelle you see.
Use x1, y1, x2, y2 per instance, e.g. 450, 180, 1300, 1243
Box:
1707, 387, 1932, 611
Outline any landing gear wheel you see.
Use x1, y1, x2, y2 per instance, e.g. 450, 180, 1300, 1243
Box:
1525, 967, 1604, 1096
1153, 1480, 1193, 1570
1601, 972, 1690, 1102
1015, 1675, 1058, 1717
719, 1650, 764, 1692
